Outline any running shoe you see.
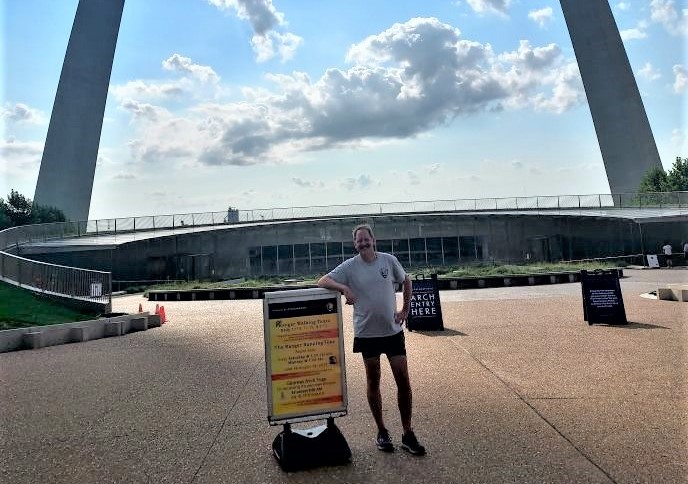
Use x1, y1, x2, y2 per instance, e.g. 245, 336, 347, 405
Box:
401, 430, 426, 456
376, 428, 394, 452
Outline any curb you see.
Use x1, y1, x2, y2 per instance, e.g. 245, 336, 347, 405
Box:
0, 312, 162, 354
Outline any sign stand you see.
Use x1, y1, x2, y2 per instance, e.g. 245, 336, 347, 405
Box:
646, 254, 659, 268
407, 274, 444, 331
581, 270, 627, 325
263, 288, 351, 472
272, 417, 351, 472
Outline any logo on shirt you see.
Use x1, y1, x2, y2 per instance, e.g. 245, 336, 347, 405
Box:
380, 266, 389, 279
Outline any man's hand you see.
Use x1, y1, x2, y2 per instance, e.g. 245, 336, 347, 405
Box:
394, 308, 409, 325
395, 275, 412, 325
341, 286, 356, 305
318, 275, 355, 305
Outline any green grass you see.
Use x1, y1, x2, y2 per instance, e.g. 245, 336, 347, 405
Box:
0, 281, 100, 330
139, 276, 318, 296
418, 261, 625, 278
141, 261, 624, 295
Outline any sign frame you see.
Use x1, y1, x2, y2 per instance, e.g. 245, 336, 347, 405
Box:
407, 273, 444, 331
646, 254, 659, 268
580, 269, 627, 325
263, 288, 348, 426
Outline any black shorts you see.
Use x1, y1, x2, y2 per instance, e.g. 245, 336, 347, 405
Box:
353, 331, 406, 359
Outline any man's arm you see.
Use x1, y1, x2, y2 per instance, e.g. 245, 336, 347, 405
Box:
318, 275, 356, 305
395, 275, 412, 324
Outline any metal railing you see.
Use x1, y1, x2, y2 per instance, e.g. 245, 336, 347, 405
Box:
0, 191, 685, 305
82, 191, 688, 237
0, 223, 111, 308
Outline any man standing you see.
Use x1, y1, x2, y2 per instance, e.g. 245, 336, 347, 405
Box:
662, 242, 673, 269
318, 223, 426, 456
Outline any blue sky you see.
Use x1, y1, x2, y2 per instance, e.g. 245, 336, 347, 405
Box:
2, 0, 686, 219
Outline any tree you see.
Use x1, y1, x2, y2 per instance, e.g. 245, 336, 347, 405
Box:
637, 165, 668, 193
638, 157, 688, 193
0, 190, 66, 230
666, 157, 688, 191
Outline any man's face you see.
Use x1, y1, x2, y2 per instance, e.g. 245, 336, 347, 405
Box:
354, 229, 374, 255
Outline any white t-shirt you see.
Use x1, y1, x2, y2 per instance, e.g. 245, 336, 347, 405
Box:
327, 252, 406, 338
662, 244, 672, 256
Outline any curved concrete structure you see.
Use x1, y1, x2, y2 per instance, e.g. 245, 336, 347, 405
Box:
20, 210, 688, 284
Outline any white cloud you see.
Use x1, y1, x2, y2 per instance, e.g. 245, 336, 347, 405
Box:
251, 31, 303, 63
208, 0, 284, 34
671, 128, 686, 149
1, 103, 46, 124
407, 170, 421, 185
528, 7, 553, 28
110, 57, 226, 121
121, 18, 584, 168
292, 176, 324, 188
530, 62, 585, 113
498, 40, 561, 71
673, 64, 687, 93
620, 27, 647, 40
208, 0, 303, 62
650, 0, 688, 36
128, 138, 195, 164
113, 172, 136, 180
616, 2, 631, 11
466, 0, 511, 16
341, 174, 374, 190
110, 79, 188, 101
497, 40, 584, 112
424, 163, 441, 175
119, 100, 169, 122
162, 54, 219, 83
638, 62, 662, 81
0, 136, 43, 175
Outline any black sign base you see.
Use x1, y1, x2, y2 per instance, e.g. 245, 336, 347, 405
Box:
272, 418, 351, 472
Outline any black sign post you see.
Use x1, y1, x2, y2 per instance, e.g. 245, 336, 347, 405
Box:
407, 274, 444, 331
580, 270, 627, 325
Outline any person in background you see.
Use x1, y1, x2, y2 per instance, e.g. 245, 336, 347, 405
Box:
662, 241, 673, 268
683, 241, 688, 265
317, 223, 426, 456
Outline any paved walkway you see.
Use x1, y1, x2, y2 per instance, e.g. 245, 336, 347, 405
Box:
2, 269, 686, 483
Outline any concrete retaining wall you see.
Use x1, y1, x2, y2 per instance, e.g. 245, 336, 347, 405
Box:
0, 312, 162, 353
657, 284, 688, 302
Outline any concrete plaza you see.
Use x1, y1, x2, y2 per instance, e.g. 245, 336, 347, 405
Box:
1, 269, 686, 483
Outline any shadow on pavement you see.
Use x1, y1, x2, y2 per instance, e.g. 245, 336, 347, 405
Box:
409, 328, 467, 337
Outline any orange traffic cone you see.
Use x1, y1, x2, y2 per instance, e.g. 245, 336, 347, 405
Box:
138, 303, 143, 313
159, 306, 167, 324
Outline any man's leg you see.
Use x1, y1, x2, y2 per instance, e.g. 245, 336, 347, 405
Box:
389, 354, 426, 455
363, 356, 385, 431
388, 355, 412, 433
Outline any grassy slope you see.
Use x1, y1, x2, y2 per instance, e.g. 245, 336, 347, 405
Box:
0, 282, 99, 330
